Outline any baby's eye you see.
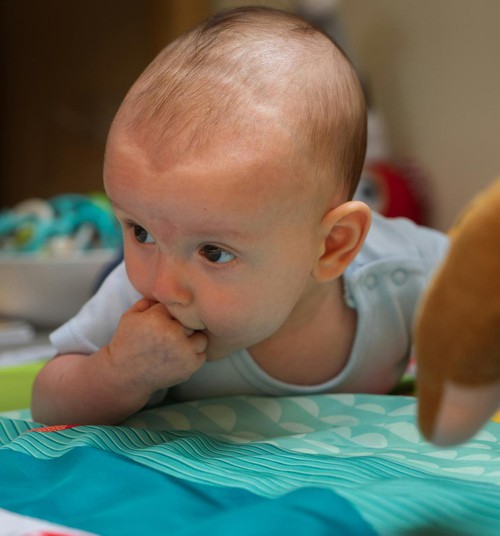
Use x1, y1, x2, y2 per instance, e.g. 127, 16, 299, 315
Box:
201, 245, 236, 264
132, 224, 155, 244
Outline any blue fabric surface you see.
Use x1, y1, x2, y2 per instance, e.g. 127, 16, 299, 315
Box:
0, 448, 375, 535
2, 394, 500, 535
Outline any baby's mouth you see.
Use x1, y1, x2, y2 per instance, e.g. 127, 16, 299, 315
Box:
166, 309, 205, 332
177, 319, 207, 335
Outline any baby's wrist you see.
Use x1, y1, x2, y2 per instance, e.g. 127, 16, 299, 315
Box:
90, 346, 153, 413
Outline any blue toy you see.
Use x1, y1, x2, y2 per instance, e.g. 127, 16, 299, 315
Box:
0, 193, 122, 253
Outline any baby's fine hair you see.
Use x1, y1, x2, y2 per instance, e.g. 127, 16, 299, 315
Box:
121, 6, 367, 200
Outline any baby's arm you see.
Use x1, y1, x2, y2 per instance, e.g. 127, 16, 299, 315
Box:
31, 298, 207, 425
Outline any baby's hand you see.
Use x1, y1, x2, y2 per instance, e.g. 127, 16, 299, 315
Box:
104, 298, 207, 400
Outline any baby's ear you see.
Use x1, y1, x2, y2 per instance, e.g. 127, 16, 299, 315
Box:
313, 201, 371, 282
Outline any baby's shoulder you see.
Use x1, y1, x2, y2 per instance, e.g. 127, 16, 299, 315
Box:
352, 212, 448, 272
342, 213, 448, 315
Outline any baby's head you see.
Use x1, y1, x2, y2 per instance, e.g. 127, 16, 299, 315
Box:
104, 7, 370, 361
109, 6, 366, 208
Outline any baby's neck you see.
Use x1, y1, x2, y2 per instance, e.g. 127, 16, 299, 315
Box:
248, 278, 357, 386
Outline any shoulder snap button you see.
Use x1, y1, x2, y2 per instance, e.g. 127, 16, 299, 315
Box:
391, 269, 407, 285
365, 274, 378, 289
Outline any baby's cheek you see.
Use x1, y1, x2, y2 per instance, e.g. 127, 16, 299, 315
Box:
128, 273, 157, 303
124, 261, 151, 298
201, 290, 287, 347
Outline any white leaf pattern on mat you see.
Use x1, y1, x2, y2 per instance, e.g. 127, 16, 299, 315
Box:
302, 439, 341, 454
388, 404, 416, 416
458, 454, 493, 462
320, 415, 359, 427
279, 422, 314, 434
355, 404, 385, 414
163, 411, 191, 430
332, 427, 352, 439
350, 433, 388, 448
289, 397, 320, 417
425, 450, 458, 459
199, 405, 237, 432
384, 422, 420, 443
443, 466, 486, 476
473, 430, 497, 443
333, 394, 356, 406
244, 398, 282, 423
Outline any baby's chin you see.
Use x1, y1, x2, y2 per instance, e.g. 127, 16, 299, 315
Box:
203, 337, 242, 362
204, 346, 232, 362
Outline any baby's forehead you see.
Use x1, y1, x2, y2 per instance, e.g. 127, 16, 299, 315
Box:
113, 105, 300, 180
109, 98, 322, 195
118, 68, 306, 173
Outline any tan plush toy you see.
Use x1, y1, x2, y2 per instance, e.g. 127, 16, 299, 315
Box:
415, 178, 500, 446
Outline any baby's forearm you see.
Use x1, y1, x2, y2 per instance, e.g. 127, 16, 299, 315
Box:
31, 300, 208, 425
31, 349, 150, 425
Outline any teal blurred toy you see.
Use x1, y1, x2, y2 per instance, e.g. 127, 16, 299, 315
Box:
0, 193, 122, 253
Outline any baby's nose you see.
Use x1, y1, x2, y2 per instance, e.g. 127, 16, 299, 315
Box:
151, 263, 192, 307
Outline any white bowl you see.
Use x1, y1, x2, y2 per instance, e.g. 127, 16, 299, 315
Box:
0, 249, 119, 329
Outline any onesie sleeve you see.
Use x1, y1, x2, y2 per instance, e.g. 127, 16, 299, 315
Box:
339, 214, 449, 394
412, 221, 450, 279
50, 261, 141, 355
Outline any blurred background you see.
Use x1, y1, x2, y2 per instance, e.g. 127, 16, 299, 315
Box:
1, 0, 499, 231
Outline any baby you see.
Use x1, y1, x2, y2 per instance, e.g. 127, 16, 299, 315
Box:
32, 7, 448, 425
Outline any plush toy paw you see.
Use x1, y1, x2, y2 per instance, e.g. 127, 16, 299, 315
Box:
415, 178, 500, 445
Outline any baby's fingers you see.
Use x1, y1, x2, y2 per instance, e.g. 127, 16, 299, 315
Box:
129, 298, 159, 314
190, 331, 208, 356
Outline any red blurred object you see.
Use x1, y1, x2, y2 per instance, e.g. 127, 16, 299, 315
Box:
355, 161, 431, 225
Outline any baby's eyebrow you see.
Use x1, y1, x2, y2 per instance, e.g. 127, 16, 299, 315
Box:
108, 196, 250, 242
108, 201, 139, 222
190, 223, 246, 241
